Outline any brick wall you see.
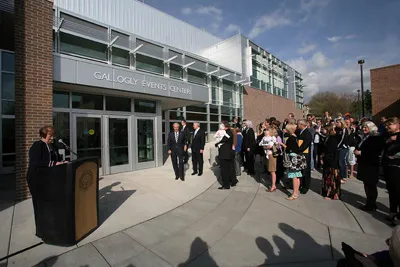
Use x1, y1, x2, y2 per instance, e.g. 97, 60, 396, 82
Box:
14, 0, 53, 200
370, 64, 400, 121
243, 86, 303, 126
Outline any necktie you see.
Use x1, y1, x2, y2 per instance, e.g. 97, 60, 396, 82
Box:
175, 132, 178, 143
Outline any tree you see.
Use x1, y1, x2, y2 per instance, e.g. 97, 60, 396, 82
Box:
307, 92, 352, 117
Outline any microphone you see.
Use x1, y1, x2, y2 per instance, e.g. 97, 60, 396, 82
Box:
58, 139, 78, 156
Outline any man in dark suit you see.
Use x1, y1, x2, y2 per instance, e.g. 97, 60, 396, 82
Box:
191, 122, 205, 176
181, 119, 191, 164
297, 119, 313, 194
168, 123, 187, 181
215, 121, 237, 190
242, 120, 256, 175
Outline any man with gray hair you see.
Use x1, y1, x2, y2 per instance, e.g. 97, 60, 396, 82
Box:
168, 122, 187, 181
297, 119, 313, 194
191, 122, 205, 176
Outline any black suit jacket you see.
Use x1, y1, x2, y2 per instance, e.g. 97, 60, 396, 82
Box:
181, 125, 192, 145
242, 128, 256, 151
356, 135, 383, 167
191, 128, 205, 153
298, 128, 312, 154
216, 128, 234, 159
168, 131, 187, 155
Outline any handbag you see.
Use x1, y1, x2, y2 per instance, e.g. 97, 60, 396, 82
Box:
272, 144, 280, 158
283, 153, 307, 171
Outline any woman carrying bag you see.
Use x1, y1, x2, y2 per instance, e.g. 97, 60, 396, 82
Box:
282, 124, 307, 200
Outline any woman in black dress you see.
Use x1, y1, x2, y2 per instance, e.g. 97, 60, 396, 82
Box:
354, 121, 384, 211
382, 117, 400, 223
321, 125, 341, 200
27, 126, 66, 237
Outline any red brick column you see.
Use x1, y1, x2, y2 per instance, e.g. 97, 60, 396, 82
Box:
14, 0, 53, 200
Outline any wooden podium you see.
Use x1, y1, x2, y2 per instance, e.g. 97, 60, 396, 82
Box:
31, 157, 99, 246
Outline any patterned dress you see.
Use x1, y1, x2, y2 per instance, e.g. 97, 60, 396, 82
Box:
322, 136, 341, 199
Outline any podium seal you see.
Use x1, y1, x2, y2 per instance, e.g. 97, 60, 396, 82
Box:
79, 170, 93, 192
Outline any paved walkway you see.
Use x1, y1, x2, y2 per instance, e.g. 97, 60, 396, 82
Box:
0, 146, 394, 267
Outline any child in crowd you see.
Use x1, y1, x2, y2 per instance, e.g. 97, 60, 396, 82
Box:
214, 123, 227, 148
259, 127, 277, 159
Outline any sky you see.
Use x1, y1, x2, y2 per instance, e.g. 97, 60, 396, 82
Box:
142, 0, 400, 102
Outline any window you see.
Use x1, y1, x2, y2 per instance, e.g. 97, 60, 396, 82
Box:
223, 90, 233, 107
1, 73, 14, 115
170, 64, 182, 79
53, 91, 69, 108
106, 96, 131, 112
1, 52, 14, 72
169, 111, 183, 120
136, 54, 163, 74
209, 105, 219, 114
186, 113, 207, 121
210, 115, 219, 122
72, 93, 103, 110
112, 47, 129, 66
60, 32, 107, 61
135, 99, 156, 113
187, 69, 206, 85
186, 105, 207, 113
53, 112, 70, 158
2, 118, 15, 154
0, 11, 15, 51
210, 123, 219, 131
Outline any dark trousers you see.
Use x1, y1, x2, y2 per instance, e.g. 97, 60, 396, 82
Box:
171, 153, 184, 179
363, 182, 378, 209
183, 149, 189, 164
235, 152, 242, 176
276, 154, 284, 183
220, 159, 237, 188
192, 150, 204, 174
385, 166, 400, 214
338, 148, 349, 179
241, 150, 246, 169
301, 153, 311, 190
245, 150, 255, 175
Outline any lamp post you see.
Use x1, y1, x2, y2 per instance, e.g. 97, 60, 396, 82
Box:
358, 59, 365, 117
357, 89, 361, 119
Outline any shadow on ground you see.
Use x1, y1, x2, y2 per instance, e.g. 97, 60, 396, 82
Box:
98, 182, 136, 224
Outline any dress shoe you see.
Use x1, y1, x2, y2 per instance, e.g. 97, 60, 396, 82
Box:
191, 172, 198, 175
218, 186, 230, 190
175, 177, 179, 180
360, 205, 376, 212
231, 181, 238, 187
300, 188, 309, 194
181, 178, 185, 181
198, 173, 202, 176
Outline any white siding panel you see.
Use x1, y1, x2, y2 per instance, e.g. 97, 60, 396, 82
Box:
55, 0, 222, 55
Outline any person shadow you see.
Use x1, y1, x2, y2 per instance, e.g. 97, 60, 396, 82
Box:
177, 237, 218, 267
98, 182, 136, 224
256, 223, 342, 266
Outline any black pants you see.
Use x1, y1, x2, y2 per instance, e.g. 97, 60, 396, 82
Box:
220, 159, 237, 188
192, 150, 204, 174
183, 149, 189, 164
276, 154, 284, 184
241, 150, 246, 169
385, 166, 400, 214
363, 182, 378, 209
245, 150, 255, 175
171, 153, 184, 179
313, 144, 319, 170
301, 153, 311, 191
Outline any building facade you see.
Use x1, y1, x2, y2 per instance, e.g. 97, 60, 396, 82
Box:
370, 64, 400, 121
0, 0, 304, 199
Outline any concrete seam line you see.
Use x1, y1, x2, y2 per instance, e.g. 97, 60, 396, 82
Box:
341, 201, 366, 234
91, 243, 112, 267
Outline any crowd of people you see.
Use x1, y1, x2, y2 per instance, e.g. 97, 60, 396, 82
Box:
212, 113, 400, 223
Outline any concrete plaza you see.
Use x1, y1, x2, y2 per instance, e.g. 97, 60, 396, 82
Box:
0, 146, 394, 267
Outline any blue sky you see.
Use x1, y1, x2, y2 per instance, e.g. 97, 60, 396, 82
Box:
143, 0, 400, 101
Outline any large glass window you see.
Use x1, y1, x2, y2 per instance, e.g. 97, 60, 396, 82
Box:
136, 54, 163, 74
2, 118, 15, 154
134, 99, 156, 113
1, 73, 14, 115
53, 112, 70, 158
186, 105, 207, 113
72, 93, 103, 110
0, 11, 15, 51
60, 32, 107, 61
106, 96, 131, 112
223, 90, 233, 107
53, 90, 69, 108
187, 69, 206, 85
1, 52, 14, 72
186, 113, 207, 121
170, 64, 182, 79
112, 47, 130, 66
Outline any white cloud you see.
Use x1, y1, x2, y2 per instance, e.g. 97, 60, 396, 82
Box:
225, 24, 241, 34
248, 9, 291, 38
297, 43, 317, 55
327, 34, 357, 43
299, 0, 331, 23
181, 7, 192, 15
195, 6, 222, 17
287, 51, 370, 101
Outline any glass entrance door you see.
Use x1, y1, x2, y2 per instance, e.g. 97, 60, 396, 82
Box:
136, 118, 156, 169
73, 114, 103, 174
108, 116, 131, 174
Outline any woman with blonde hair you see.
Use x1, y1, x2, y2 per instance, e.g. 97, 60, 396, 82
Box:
336, 118, 350, 183
282, 124, 304, 200
259, 126, 278, 192
354, 121, 384, 211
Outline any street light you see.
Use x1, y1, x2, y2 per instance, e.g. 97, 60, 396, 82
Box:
357, 89, 361, 119
358, 59, 365, 117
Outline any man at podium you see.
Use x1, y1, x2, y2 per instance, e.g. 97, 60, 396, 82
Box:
27, 125, 66, 238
